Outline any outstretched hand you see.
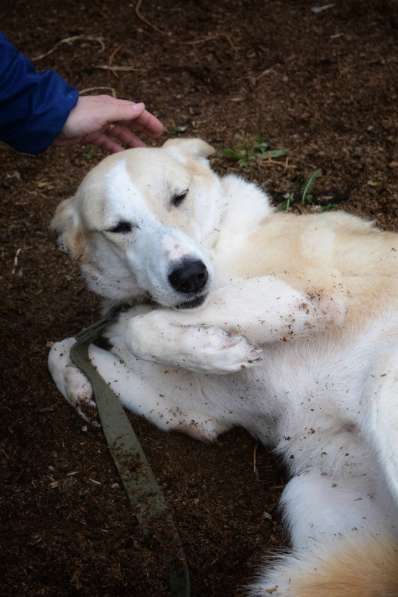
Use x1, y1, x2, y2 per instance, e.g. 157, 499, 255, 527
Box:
56, 95, 165, 152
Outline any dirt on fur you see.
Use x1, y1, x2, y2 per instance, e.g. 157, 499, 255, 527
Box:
1, 1, 398, 595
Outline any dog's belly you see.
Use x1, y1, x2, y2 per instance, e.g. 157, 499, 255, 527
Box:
97, 310, 398, 459
240, 316, 397, 475
226, 347, 359, 444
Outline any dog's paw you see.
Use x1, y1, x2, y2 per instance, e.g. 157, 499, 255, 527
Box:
125, 313, 262, 374
48, 338, 99, 426
181, 325, 263, 373
63, 365, 99, 426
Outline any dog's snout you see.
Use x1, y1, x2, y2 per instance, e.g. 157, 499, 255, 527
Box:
168, 259, 208, 294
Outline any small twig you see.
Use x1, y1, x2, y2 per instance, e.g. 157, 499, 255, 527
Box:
135, 0, 165, 34
94, 64, 143, 72
105, 45, 123, 79
246, 66, 278, 87
80, 86, 117, 97
33, 35, 105, 61
254, 67, 275, 82
253, 442, 259, 480
311, 3, 335, 15
258, 158, 293, 169
11, 248, 21, 275
109, 45, 122, 67
184, 33, 237, 51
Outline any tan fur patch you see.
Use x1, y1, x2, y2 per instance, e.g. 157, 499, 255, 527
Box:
229, 211, 398, 331
293, 539, 398, 597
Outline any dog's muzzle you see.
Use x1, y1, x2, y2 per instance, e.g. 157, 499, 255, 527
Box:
175, 294, 207, 310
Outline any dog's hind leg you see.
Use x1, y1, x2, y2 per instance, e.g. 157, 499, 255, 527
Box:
279, 471, 395, 550
248, 471, 398, 596
362, 345, 398, 505
49, 334, 231, 440
88, 343, 232, 440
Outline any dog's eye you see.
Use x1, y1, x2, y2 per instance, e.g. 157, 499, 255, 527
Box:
108, 221, 133, 234
171, 190, 188, 207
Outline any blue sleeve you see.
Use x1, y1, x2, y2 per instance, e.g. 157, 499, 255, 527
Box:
0, 33, 79, 154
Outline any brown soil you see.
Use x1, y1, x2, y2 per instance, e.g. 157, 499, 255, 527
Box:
1, 1, 398, 595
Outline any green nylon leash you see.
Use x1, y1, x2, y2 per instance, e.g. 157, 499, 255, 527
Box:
70, 318, 191, 597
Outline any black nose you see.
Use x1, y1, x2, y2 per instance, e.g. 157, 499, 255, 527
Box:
168, 259, 208, 294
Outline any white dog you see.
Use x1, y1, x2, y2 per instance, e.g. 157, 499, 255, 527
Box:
49, 139, 398, 596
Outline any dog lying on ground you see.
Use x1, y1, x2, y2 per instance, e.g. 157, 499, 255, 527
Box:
49, 138, 398, 596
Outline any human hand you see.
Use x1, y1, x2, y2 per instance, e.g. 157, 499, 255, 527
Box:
55, 95, 164, 152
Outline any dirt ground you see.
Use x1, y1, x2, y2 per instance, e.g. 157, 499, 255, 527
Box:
1, 1, 398, 595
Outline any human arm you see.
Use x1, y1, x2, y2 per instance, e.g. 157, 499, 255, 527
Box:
0, 33, 79, 154
0, 33, 164, 154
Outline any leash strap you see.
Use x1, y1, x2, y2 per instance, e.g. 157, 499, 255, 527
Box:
70, 318, 191, 597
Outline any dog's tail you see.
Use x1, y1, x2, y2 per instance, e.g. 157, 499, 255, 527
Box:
248, 536, 398, 596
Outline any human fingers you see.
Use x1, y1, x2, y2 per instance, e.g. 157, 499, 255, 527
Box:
105, 98, 164, 137
108, 124, 146, 148
84, 131, 125, 153
100, 98, 146, 126
133, 108, 165, 137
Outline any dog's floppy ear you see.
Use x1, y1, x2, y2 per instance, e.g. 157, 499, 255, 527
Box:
50, 196, 86, 260
163, 138, 215, 162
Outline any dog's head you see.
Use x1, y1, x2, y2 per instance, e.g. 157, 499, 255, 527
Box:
52, 138, 223, 308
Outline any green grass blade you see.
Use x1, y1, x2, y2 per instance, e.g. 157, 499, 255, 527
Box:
301, 169, 322, 204
259, 148, 289, 159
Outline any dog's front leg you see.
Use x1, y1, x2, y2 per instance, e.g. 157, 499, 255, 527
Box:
120, 312, 262, 374
122, 276, 345, 373
176, 276, 345, 346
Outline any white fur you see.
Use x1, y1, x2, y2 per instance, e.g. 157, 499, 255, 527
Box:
49, 139, 398, 595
